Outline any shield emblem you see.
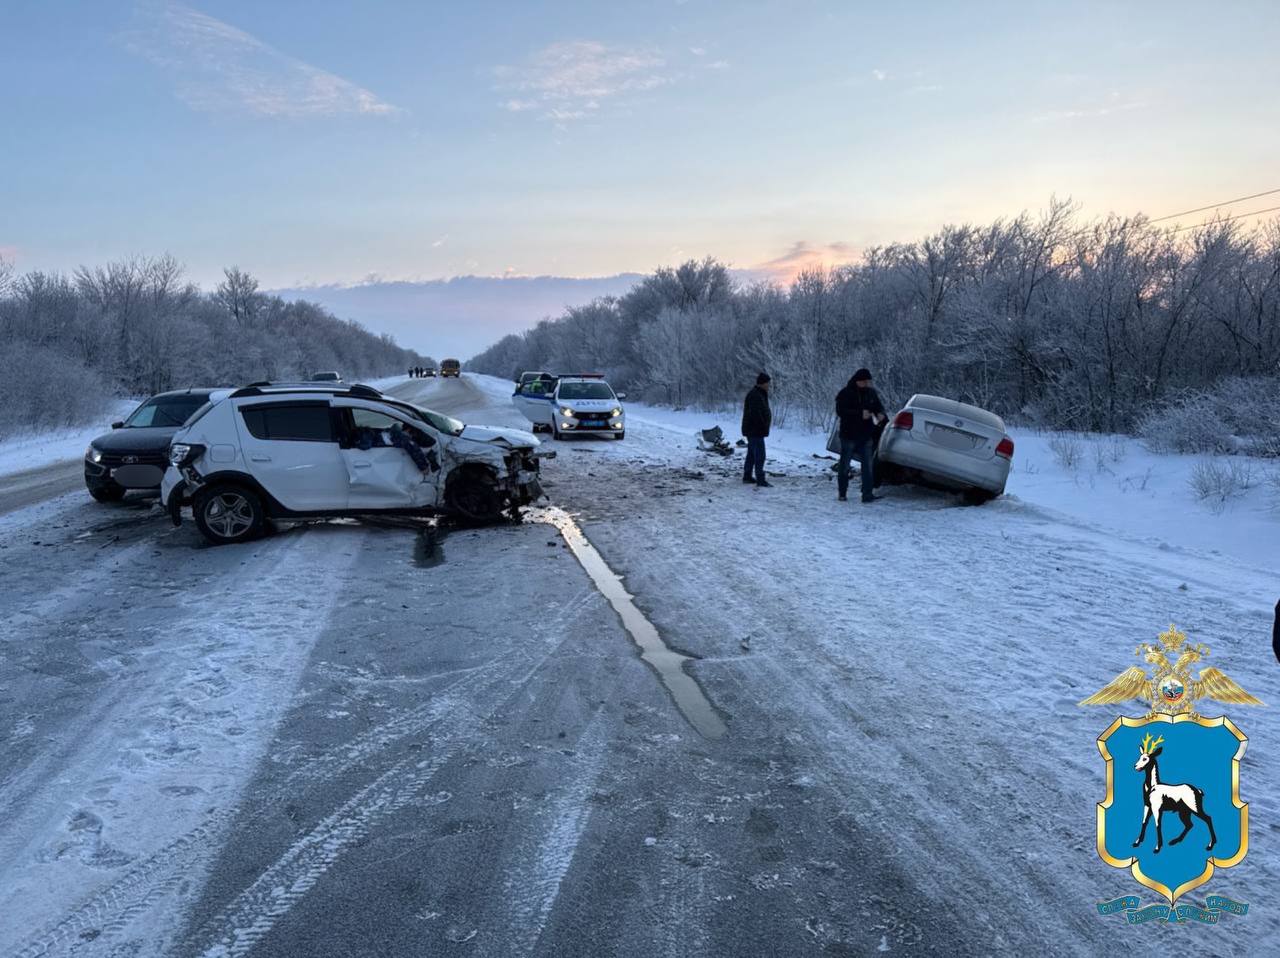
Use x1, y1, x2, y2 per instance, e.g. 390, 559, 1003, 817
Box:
1096, 714, 1247, 903
123, 455, 140, 464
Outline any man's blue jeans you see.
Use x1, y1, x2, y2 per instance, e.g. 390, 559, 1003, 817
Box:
743, 436, 767, 483
838, 437, 874, 500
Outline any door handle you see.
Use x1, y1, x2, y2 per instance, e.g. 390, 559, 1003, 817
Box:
250, 454, 272, 462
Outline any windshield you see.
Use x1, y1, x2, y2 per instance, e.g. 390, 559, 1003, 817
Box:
388, 401, 465, 436
124, 395, 207, 428
558, 381, 615, 401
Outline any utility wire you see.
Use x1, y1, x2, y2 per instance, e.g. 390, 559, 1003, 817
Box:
1167, 204, 1280, 234
1148, 188, 1280, 223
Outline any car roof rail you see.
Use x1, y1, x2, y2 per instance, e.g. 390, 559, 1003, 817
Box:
346, 383, 384, 399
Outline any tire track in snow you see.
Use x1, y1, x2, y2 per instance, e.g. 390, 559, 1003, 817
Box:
6, 530, 366, 958
181, 581, 607, 957
9, 578, 602, 958
479, 716, 609, 958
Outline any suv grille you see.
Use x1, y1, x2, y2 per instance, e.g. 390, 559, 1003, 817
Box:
98, 452, 169, 468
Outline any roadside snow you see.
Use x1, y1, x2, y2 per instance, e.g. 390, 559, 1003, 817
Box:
0, 400, 140, 478
471, 376, 1277, 569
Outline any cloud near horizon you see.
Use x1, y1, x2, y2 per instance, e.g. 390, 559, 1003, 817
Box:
495, 39, 670, 121
754, 241, 861, 283
123, 1, 402, 117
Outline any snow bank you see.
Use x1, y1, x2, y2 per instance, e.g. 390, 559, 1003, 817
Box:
0, 399, 139, 478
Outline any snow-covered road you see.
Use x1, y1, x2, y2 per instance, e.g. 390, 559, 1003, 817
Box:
2, 375, 1276, 957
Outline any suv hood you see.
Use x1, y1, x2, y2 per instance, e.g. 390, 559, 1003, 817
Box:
89, 426, 180, 454
457, 424, 539, 449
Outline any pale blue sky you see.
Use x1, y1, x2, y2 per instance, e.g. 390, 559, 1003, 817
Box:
3, 0, 1279, 294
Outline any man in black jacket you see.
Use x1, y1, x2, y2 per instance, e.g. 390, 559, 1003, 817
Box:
741, 372, 772, 487
835, 367, 887, 502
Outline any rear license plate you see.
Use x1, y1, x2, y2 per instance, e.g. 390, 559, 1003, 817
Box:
925, 424, 982, 450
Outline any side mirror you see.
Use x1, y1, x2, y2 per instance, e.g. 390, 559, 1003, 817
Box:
615, 392, 627, 401
111, 421, 124, 429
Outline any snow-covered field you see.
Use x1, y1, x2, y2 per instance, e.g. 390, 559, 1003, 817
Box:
1, 373, 1276, 957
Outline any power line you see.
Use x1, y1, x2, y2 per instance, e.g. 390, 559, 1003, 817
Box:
1149, 188, 1280, 223
1167, 204, 1280, 234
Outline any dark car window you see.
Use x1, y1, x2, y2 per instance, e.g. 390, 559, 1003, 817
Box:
240, 402, 336, 442
124, 395, 209, 428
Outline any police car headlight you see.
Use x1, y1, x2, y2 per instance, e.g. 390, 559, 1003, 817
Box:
610, 408, 622, 417
86, 444, 103, 463
560, 406, 575, 417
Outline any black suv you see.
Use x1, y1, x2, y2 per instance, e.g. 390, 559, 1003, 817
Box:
84, 389, 221, 502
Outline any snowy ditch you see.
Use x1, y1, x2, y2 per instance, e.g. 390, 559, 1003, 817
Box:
526, 506, 728, 740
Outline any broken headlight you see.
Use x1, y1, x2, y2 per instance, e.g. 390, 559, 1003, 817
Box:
169, 442, 205, 466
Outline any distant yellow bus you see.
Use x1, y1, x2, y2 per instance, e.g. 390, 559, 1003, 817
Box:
441, 359, 461, 378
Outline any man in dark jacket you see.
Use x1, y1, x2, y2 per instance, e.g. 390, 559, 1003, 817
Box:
835, 367, 887, 503
741, 372, 772, 487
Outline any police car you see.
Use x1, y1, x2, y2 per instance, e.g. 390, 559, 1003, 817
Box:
512, 374, 626, 440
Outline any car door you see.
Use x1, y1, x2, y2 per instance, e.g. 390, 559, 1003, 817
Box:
233, 400, 349, 511
335, 404, 443, 509
512, 379, 554, 427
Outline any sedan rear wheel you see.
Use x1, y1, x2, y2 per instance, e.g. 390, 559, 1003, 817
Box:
194, 485, 265, 544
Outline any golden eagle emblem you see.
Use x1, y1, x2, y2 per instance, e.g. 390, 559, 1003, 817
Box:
1080, 624, 1263, 719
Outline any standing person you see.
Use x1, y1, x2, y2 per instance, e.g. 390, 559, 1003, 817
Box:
835, 367, 887, 503
741, 372, 773, 487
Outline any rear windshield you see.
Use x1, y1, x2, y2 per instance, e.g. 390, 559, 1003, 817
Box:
558, 382, 615, 401
124, 395, 208, 428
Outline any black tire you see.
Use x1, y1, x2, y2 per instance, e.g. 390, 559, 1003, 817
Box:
446, 472, 505, 525
193, 484, 265, 545
615, 431, 625, 440
962, 488, 995, 506
551, 424, 562, 441
88, 483, 126, 503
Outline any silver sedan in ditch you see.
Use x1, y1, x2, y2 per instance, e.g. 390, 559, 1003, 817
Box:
876, 394, 1014, 502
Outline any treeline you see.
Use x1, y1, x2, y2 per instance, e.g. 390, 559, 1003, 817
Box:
468, 200, 1280, 450
0, 256, 429, 436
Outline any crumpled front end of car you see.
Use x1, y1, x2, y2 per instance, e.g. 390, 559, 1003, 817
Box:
504, 446, 554, 506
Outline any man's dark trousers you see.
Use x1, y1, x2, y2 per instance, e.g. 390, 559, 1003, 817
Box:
744, 437, 767, 484
838, 437, 874, 500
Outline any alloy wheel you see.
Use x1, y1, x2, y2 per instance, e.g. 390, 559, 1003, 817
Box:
204, 491, 255, 538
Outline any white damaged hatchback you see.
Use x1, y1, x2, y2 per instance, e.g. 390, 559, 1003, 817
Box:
161, 382, 553, 544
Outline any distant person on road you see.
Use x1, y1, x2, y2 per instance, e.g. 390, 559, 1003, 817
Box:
741, 372, 773, 487
835, 367, 887, 503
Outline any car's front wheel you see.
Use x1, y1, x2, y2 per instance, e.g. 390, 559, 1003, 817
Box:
446, 471, 505, 524
193, 484, 265, 545
614, 430, 625, 440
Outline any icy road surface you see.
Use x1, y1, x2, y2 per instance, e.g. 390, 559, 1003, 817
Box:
1, 374, 1277, 957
